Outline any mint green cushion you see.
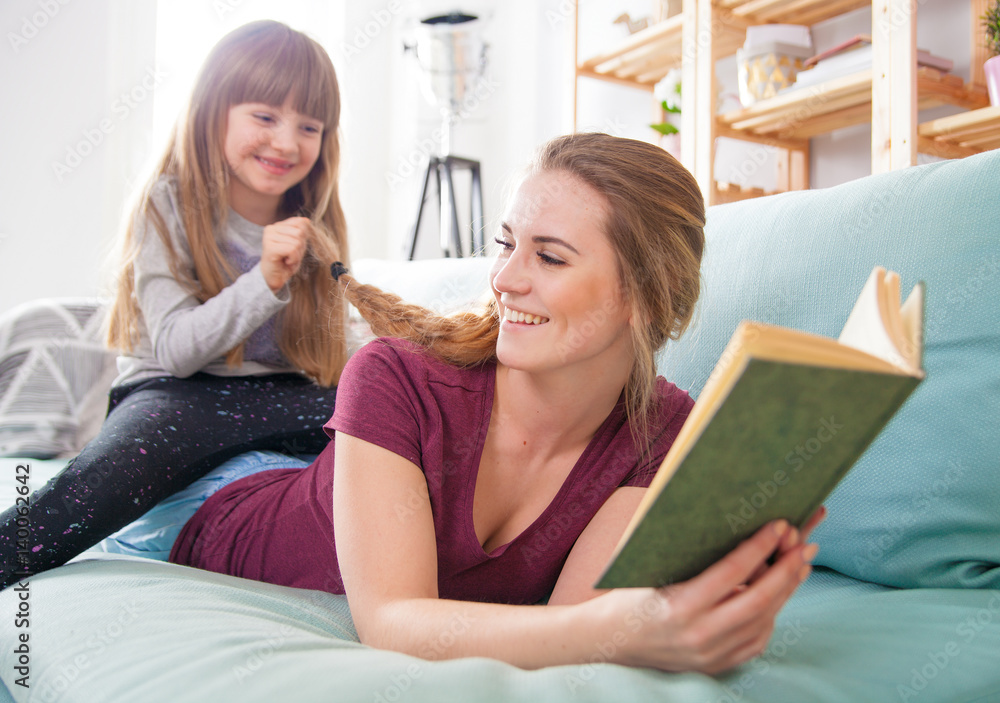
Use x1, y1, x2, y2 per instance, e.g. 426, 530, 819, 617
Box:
656, 151, 1000, 589
2, 556, 998, 702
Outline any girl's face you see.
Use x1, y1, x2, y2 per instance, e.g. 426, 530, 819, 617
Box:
490, 169, 633, 379
223, 97, 323, 219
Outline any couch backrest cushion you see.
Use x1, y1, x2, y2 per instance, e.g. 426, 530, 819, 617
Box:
656, 151, 1000, 589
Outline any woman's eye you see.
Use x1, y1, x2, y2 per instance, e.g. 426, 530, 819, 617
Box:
538, 252, 566, 266
493, 236, 513, 251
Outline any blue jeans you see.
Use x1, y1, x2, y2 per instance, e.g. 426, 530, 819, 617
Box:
93, 450, 314, 561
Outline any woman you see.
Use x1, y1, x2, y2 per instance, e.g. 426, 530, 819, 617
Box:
170, 133, 822, 673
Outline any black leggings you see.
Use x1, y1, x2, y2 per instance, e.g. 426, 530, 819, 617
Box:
0, 373, 336, 589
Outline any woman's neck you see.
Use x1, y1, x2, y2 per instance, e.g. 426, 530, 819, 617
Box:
493, 362, 630, 459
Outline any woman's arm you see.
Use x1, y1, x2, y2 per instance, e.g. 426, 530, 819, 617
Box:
333, 433, 817, 672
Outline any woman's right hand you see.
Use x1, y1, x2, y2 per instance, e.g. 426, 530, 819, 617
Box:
589, 520, 816, 674
261, 216, 313, 292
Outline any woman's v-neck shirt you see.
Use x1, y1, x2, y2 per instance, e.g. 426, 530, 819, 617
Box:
170, 338, 693, 604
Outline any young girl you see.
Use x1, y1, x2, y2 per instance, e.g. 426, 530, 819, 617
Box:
169, 133, 824, 673
0, 20, 349, 590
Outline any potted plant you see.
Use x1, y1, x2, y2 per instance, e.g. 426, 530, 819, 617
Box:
984, 0, 1000, 106
651, 69, 682, 158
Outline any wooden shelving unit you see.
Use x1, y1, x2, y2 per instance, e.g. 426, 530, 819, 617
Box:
572, 0, 999, 205
718, 68, 989, 139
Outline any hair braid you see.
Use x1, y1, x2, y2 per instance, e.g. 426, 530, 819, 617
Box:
337, 273, 499, 367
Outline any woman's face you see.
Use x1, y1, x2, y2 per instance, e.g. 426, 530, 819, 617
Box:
490, 169, 633, 379
223, 96, 323, 217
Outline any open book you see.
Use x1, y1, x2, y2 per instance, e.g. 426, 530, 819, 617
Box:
596, 266, 925, 588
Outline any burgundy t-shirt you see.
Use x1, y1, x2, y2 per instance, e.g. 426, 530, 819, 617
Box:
170, 338, 693, 604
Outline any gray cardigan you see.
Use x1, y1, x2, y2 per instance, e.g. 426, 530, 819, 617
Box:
113, 178, 294, 386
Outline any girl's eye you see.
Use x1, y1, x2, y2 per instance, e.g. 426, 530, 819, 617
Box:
301, 124, 322, 135
254, 113, 276, 124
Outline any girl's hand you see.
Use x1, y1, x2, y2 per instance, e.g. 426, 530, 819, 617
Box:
592, 520, 817, 674
261, 216, 313, 292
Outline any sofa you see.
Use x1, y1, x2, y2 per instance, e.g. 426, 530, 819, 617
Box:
1, 150, 998, 702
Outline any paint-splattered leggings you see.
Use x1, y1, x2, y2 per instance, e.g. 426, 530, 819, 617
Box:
0, 372, 336, 589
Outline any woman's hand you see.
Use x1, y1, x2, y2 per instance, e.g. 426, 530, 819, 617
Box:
589, 519, 818, 674
261, 216, 313, 292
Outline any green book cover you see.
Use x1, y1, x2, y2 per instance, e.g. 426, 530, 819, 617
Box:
595, 359, 921, 588
595, 266, 925, 589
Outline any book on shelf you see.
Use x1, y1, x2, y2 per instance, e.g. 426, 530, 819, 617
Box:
790, 35, 953, 91
595, 266, 925, 589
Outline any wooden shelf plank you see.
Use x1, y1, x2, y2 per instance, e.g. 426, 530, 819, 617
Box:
717, 69, 990, 138
713, 181, 774, 203
580, 14, 684, 71
576, 68, 656, 91
727, 0, 869, 24
919, 106, 1000, 138
916, 135, 982, 159
719, 70, 874, 131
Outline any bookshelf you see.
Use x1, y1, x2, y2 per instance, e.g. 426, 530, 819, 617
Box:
573, 0, 997, 205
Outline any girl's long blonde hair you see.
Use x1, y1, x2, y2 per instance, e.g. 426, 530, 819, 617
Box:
107, 20, 349, 386
338, 132, 705, 445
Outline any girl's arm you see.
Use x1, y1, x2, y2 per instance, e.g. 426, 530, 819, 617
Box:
333, 432, 815, 673
131, 184, 302, 377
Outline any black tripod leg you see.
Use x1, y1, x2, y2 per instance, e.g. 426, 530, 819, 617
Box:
441, 161, 462, 257
408, 157, 436, 260
470, 162, 484, 255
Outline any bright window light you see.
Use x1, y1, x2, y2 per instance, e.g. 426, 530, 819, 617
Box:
152, 1, 343, 154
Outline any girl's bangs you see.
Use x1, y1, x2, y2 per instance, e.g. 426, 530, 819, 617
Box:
224, 33, 337, 127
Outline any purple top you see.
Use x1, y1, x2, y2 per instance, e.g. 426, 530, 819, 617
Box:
170, 338, 693, 604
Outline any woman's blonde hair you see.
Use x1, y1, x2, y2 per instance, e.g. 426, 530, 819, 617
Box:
107, 20, 349, 386
339, 132, 705, 444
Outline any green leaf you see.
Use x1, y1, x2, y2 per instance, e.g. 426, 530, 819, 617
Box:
659, 99, 682, 114
650, 122, 679, 135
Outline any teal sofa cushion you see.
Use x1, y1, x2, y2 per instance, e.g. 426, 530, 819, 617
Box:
2, 556, 998, 703
657, 151, 1000, 589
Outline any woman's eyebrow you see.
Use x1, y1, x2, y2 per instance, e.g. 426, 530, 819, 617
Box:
500, 223, 580, 255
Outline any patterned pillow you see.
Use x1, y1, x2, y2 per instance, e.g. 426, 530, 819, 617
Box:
0, 298, 116, 458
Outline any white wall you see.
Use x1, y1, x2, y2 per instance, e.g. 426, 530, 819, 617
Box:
0, 0, 157, 315
0, 0, 976, 316
0, 0, 577, 315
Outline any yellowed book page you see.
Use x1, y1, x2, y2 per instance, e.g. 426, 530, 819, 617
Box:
899, 282, 925, 369
838, 267, 912, 371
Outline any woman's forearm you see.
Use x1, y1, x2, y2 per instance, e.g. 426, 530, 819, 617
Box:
364, 596, 622, 669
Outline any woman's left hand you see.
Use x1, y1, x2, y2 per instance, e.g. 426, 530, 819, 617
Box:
743, 506, 826, 588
